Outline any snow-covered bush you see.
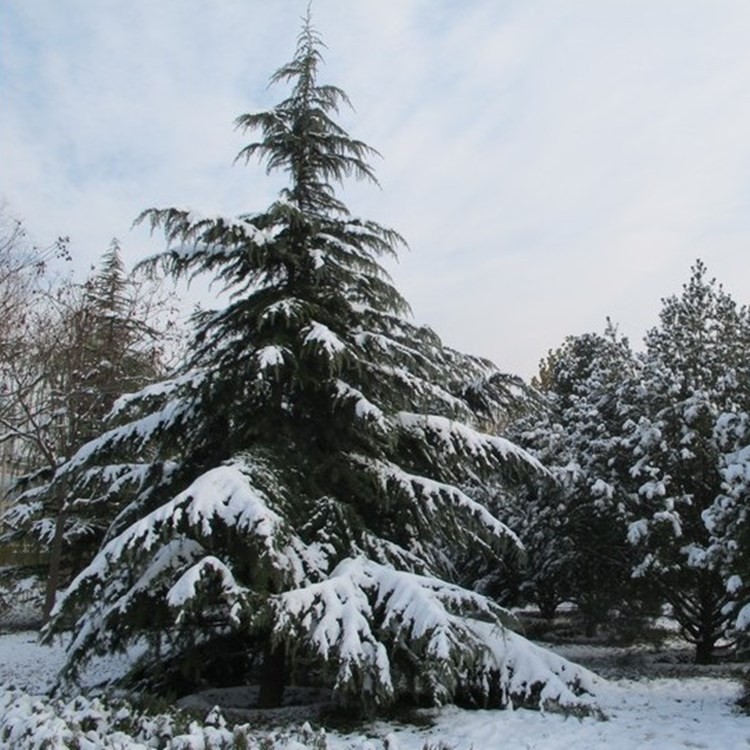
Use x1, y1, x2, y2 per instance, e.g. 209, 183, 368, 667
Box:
0, 689, 331, 749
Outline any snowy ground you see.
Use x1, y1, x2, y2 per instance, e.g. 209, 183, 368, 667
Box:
1, 629, 749, 749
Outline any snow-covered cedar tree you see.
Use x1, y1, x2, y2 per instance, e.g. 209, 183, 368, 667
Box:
32, 18, 598, 715
622, 261, 750, 663
507, 325, 649, 633
2, 240, 176, 617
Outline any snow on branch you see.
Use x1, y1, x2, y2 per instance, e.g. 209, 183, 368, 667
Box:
166, 555, 248, 625
351, 454, 522, 555
273, 558, 599, 712
109, 537, 205, 621
274, 558, 393, 707
52, 458, 316, 643
396, 411, 545, 473
78, 461, 174, 501
109, 371, 205, 421
255, 345, 292, 373
1, 496, 43, 532
103, 460, 299, 569
257, 297, 309, 331
303, 322, 346, 357
367, 363, 470, 415
354, 330, 426, 364
58, 397, 189, 475
334, 380, 386, 428
136, 208, 274, 256
57, 537, 206, 676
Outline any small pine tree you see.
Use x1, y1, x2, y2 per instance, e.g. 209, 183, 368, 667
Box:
35, 16, 596, 714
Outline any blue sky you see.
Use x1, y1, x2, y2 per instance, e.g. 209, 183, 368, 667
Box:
3, 1, 750, 379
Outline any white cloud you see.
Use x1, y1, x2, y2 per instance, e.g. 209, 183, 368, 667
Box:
3, 0, 750, 377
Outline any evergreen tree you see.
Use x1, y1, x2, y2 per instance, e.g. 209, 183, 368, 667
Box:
622, 261, 750, 662
704, 411, 750, 652
509, 326, 642, 632
36, 18, 595, 714
67, 241, 163, 445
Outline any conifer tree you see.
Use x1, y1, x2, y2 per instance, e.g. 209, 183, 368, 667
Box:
51, 240, 166, 451
33, 17, 596, 714
704, 410, 750, 651
508, 326, 641, 631
622, 261, 750, 662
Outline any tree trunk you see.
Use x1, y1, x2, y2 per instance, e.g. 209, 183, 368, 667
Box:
43, 500, 66, 622
536, 589, 559, 621
692, 569, 725, 665
695, 637, 715, 665
583, 614, 598, 638
257, 640, 286, 708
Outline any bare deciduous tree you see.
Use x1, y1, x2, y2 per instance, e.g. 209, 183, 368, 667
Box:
0, 211, 184, 618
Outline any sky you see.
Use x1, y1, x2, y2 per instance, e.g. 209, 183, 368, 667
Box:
3, 1, 750, 380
